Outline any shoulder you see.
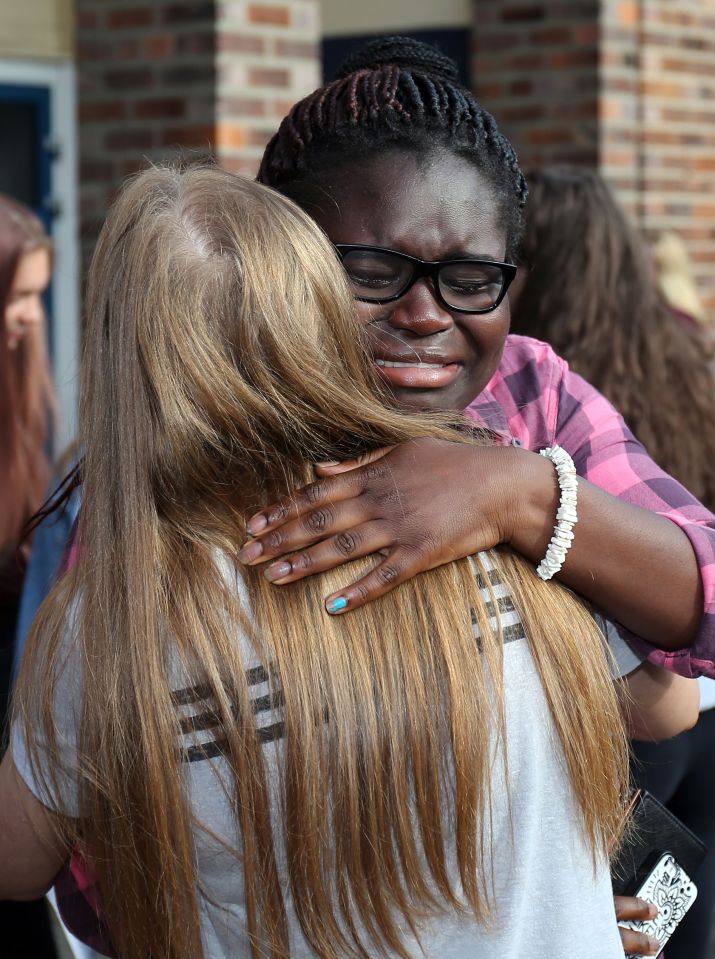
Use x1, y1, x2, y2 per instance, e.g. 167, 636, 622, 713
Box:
483, 335, 568, 449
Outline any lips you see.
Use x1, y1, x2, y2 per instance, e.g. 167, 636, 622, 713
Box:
372, 354, 461, 389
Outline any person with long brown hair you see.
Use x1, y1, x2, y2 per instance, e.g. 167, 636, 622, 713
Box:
510, 166, 715, 959
0, 196, 58, 958
0, 166, 698, 959
0, 195, 54, 679
510, 167, 715, 511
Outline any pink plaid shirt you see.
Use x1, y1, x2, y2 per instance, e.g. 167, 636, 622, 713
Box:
465, 335, 715, 678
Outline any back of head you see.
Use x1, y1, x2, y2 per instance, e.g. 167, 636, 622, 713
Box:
18, 165, 628, 959
0, 196, 54, 549
511, 167, 715, 509
258, 36, 528, 258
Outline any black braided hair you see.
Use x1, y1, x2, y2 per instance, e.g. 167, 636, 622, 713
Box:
258, 36, 528, 256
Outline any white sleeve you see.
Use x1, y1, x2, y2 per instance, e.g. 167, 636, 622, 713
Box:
595, 612, 645, 679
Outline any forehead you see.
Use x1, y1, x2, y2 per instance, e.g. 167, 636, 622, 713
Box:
10, 247, 51, 291
310, 150, 506, 261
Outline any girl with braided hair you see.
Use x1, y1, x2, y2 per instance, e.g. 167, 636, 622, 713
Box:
251, 36, 715, 682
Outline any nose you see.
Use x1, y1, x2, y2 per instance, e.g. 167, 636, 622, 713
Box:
22, 295, 44, 327
387, 278, 454, 336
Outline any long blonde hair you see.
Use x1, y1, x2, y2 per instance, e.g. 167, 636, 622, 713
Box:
17, 166, 628, 959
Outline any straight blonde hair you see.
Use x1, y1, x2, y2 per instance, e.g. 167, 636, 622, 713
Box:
16, 166, 629, 959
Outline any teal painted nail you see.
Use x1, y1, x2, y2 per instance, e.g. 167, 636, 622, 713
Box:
326, 596, 348, 614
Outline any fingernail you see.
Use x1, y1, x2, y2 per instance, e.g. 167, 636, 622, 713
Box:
647, 903, 658, 918
318, 460, 340, 467
247, 515, 267, 536
647, 936, 660, 953
238, 540, 263, 564
326, 596, 348, 614
265, 562, 292, 583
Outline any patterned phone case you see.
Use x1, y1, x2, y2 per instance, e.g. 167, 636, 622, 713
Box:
620, 853, 698, 958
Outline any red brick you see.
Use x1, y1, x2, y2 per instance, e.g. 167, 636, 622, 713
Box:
220, 97, 266, 118
144, 34, 174, 59
527, 127, 577, 145
176, 32, 215, 55
529, 26, 572, 44
77, 10, 99, 30
219, 33, 265, 54
79, 100, 128, 122
162, 3, 214, 24
105, 68, 154, 91
248, 66, 290, 88
105, 129, 156, 150
106, 7, 154, 29
219, 156, 261, 177
80, 159, 115, 182
134, 98, 186, 119
216, 123, 247, 148
501, 5, 546, 23
161, 124, 216, 147
248, 4, 290, 26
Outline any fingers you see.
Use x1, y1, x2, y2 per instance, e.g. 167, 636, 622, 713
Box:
614, 897, 658, 922
259, 522, 392, 585
615, 896, 660, 957
323, 548, 421, 614
245, 460, 389, 538
240, 499, 378, 567
314, 447, 394, 477
618, 926, 660, 956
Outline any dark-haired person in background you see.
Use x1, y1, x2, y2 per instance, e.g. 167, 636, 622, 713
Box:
511, 166, 715, 959
0, 196, 59, 958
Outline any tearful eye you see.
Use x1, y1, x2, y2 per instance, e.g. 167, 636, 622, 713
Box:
341, 251, 412, 297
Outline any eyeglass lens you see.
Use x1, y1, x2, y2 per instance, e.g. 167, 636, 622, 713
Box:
340, 249, 506, 312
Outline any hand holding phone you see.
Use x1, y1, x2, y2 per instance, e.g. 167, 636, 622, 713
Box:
618, 853, 697, 958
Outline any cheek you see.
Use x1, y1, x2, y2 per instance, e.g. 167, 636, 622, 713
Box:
354, 300, 392, 332
462, 305, 510, 359
5, 304, 19, 330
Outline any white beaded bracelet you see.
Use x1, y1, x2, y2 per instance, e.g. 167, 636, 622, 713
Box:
536, 445, 578, 581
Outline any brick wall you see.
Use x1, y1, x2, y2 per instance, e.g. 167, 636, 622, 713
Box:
217, 1, 321, 176
76, 0, 321, 270
471, 0, 715, 320
601, 0, 715, 316
472, 2, 601, 170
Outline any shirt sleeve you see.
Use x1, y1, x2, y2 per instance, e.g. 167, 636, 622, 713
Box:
552, 356, 715, 679
10, 623, 82, 818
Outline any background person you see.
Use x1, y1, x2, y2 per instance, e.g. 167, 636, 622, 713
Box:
0, 166, 698, 959
0, 196, 59, 957
511, 165, 715, 959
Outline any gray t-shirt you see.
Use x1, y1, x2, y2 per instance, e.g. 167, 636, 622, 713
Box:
13, 553, 638, 959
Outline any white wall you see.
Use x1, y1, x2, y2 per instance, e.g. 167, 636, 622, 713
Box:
0, 0, 74, 60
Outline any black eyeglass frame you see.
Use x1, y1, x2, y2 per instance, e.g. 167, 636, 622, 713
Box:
334, 244, 517, 315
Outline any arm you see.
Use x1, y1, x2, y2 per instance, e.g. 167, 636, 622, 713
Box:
617, 661, 700, 741
237, 351, 715, 670
0, 748, 67, 900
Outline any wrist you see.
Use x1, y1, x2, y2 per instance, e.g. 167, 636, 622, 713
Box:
503, 445, 562, 562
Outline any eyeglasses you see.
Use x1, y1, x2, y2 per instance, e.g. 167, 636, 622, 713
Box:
334, 244, 516, 315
